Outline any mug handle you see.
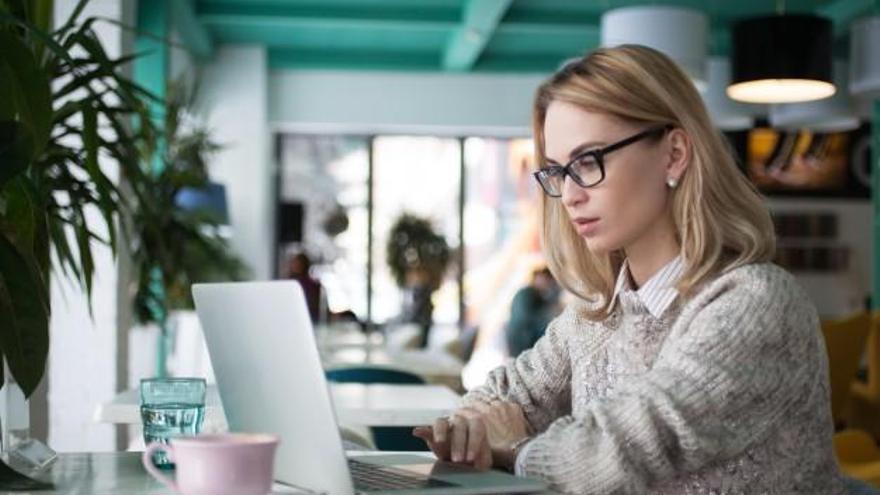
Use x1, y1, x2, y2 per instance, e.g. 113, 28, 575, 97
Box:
142, 443, 178, 492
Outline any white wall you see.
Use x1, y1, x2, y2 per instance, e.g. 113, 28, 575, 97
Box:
200, 46, 273, 280
48, 0, 131, 452
269, 70, 546, 137
767, 199, 873, 318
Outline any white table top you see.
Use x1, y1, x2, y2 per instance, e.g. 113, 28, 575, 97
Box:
5, 452, 561, 494
315, 325, 465, 387
95, 383, 460, 428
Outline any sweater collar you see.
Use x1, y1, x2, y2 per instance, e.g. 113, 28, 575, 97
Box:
608, 256, 684, 318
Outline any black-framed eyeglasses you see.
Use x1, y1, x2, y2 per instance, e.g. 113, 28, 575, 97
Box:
533, 125, 671, 198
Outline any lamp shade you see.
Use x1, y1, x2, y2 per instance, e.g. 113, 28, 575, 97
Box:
850, 15, 880, 98
601, 6, 708, 91
770, 62, 859, 132
703, 57, 759, 130
175, 182, 229, 225
728, 15, 834, 104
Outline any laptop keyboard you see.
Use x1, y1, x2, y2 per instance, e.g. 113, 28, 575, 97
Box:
348, 459, 456, 491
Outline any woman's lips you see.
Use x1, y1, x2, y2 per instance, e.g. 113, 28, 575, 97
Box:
572, 217, 600, 236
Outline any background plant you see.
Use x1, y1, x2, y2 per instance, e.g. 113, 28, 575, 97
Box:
130, 79, 247, 325
386, 213, 451, 291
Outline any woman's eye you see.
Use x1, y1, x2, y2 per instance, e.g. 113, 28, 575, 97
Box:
574, 155, 598, 169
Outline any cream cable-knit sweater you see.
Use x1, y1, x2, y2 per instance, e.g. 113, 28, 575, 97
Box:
464, 263, 850, 494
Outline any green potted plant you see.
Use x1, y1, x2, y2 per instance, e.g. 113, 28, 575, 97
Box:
128, 78, 247, 375
0, 0, 156, 484
385, 214, 451, 348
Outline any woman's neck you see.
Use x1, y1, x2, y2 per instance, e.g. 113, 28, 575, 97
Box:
624, 219, 680, 289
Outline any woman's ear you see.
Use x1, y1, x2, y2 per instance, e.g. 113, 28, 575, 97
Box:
665, 128, 691, 181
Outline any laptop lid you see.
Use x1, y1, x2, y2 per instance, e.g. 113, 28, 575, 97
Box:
193, 281, 547, 495
193, 281, 356, 495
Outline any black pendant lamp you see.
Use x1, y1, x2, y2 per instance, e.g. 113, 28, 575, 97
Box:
728, 14, 835, 104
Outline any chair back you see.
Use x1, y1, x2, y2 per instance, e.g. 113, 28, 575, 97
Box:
822, 312, 872, 426
325, 366, 427, 451
866, 312, 880, 397
325, 367, 424, 385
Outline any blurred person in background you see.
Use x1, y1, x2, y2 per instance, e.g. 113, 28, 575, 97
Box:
505, 267, 561, 358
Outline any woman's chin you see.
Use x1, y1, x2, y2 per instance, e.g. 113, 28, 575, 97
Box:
584, 236, 616, 255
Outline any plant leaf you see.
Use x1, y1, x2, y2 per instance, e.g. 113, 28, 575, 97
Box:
0, 121, 34, 189
0, 12, 76, 67
48, 214, 81, 282
0, 234, 49, 398
73, 214, 94, 302
82, 103, 99, 176
0, 177, 37, 256
0, 29, 52, 155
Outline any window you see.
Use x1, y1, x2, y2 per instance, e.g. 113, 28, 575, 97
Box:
275, 134, 543, 348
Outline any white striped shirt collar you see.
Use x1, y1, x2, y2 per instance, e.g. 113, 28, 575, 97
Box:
608, 256, 685, 318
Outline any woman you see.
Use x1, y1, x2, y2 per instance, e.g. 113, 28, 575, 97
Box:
414, 45, 853, 493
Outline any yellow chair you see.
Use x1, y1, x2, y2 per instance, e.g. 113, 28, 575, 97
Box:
821, 312, 872, 428
834, 429, 880, 488
849, 312, 880, 439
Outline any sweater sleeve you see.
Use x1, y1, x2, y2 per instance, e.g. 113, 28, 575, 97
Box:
517, 267, 823, 493
462, 303, 599, 432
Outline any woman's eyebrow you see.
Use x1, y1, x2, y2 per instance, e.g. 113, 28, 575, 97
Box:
544, 140, 606, 165
567, 141, 605, 159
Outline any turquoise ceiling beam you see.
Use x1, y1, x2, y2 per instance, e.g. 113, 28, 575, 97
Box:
817, 0, 875, 35
269, 48, 440, 71
495, 21, 597, 38
170, 0, 213, 59
198, 14, 456, 33
205, 23, 447, 51
443, 0, 513, 71
268, 46, 578, 73
195, 1, 461, 23
487, 23, 597, 59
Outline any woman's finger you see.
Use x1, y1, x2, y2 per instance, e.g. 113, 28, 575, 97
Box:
412, 426, 432, 441
433, 417, 450, 443
464, 416, 486, 463
413, 426, 449, 460
449, 415, 469, 463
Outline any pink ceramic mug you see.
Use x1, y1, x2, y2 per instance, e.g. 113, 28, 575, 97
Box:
142, 433, 279, 495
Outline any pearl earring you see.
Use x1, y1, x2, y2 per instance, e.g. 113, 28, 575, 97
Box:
666, 177, 678, 189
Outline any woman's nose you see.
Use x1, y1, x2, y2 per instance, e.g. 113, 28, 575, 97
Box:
561, 175, 589, 208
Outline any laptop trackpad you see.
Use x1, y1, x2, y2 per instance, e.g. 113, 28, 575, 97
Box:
350, 454, 547, 493
352, 453, 477, 475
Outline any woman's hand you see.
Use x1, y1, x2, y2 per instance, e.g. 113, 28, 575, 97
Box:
412, 400, 532, 471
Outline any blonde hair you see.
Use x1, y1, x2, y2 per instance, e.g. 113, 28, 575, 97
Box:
534, 45, 775, 320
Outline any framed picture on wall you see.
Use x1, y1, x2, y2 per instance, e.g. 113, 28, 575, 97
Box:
725, 123, 872, 198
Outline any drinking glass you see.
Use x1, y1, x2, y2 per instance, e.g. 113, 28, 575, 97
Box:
140, 377, 206, 468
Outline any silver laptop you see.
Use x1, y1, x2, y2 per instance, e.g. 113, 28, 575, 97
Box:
192, 281, 546, 495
